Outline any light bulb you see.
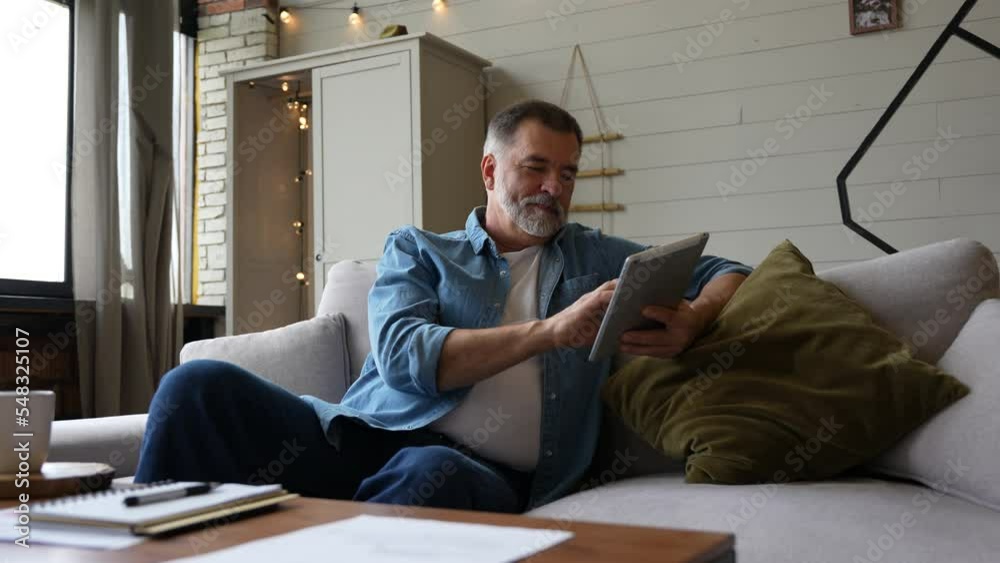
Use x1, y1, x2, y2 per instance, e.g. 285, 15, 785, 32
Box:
432, 0, 446, 11
279, 9, 292, 23
349, 4, 361, 24
281, 81, 289, 92
301, 104, 308, 111
296, 272, 306, 281
299, 116, 307, 125
292, 220, 303, 228
305, 169, 313, 176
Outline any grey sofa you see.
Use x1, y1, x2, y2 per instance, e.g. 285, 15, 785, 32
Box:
49, 237, 1000, 563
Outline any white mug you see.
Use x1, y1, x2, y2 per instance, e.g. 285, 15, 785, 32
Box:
0, 390, 55, 474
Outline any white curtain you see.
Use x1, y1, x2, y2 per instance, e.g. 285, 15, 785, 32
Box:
72, 0, 183, 417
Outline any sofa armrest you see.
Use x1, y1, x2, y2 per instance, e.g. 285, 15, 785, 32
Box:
48, 414, 148, 479
179, 313, 352, 403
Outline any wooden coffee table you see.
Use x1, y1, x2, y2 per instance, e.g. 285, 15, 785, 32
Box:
0, 496, 734, 562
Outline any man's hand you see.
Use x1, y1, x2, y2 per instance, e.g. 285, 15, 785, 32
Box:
619, 272, 747, 359
543, 279, 617, 348
618, 300, 708, 358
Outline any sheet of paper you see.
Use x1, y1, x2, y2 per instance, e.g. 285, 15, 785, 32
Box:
164, 514, 574, 563
0, 508, 146, 550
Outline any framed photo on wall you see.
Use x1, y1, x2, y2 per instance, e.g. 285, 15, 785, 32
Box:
850, 0, 901, 35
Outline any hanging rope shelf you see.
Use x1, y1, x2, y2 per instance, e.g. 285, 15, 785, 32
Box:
560, 44, 625, 215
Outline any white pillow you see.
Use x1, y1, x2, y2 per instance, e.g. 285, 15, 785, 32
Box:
179, 314, 351, 404
868, 299, 1000, 512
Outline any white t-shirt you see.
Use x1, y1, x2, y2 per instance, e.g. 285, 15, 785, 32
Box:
430, 245, 544, 471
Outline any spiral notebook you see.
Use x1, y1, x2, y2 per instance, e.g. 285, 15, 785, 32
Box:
32, 481, 299, 536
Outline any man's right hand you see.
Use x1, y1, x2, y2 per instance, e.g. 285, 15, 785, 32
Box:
544, 279, 618, 349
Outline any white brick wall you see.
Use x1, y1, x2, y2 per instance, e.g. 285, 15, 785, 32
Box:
195, 6, 278, 306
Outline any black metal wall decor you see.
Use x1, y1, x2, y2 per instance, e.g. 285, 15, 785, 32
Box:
836, 0, 1000, 254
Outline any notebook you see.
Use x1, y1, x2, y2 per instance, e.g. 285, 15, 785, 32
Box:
32, 480, 299, 536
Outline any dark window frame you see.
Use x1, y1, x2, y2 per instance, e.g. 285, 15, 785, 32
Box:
0, 0, 75, 299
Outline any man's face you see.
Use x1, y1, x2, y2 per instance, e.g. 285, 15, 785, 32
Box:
485, 119, 580, 239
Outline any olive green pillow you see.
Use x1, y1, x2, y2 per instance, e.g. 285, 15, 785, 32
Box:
602, 240, 969, 485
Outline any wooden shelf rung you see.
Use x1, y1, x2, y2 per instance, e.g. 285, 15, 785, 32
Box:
569, 203, 625, 213
582, 132, 624, 144
576, 167, 623, 179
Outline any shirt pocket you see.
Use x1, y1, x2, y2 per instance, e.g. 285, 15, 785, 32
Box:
552, 272, 602, 312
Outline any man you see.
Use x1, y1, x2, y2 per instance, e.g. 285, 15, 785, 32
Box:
134, 100, 751, 513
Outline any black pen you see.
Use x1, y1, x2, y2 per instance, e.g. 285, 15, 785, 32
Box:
123, 482, 220, 507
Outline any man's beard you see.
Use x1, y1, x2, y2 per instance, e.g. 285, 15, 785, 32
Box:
497, 183, 567, 239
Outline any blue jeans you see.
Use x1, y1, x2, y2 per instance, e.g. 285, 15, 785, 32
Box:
134, 359, 533, 513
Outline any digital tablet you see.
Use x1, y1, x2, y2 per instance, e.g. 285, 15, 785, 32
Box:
588, 233, 710, 362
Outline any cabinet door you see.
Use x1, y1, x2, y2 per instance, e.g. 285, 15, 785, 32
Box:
312, 52, 414, 301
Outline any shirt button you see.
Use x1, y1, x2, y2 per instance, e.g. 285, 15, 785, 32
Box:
545, 450, 553, 457
548, 393, 557, 400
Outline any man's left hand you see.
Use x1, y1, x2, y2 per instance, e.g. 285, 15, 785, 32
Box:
618, 301, 709, 359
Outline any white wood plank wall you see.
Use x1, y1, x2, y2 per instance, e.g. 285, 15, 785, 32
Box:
281, 0, 999, 270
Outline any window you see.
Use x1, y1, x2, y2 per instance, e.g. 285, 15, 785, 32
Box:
173, 30, 196, 304
0, 0, 73, 298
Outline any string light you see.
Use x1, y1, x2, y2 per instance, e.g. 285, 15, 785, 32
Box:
348, 3, 361, 24
432, 0, 445, 11
279, 8, 292, 23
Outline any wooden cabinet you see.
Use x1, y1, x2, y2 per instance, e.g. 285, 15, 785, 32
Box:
224, 34, 491, 334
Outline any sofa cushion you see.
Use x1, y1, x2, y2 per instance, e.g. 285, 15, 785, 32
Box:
48, 414, 149, 478
180, 314, 351, 403
527, 475, 1000, 563
869, 299, 1000, 512
316, 260, 378, 383
603, 240, 970, 485
817, 238, 998, 364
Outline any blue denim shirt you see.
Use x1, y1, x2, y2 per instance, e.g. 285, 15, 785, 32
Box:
304, 207, 752, 508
